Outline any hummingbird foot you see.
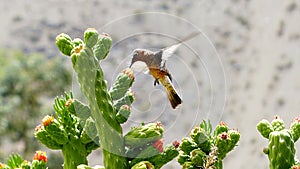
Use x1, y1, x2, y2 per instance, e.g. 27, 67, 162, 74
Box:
166, 72, 172, 81
154, 79, 160, 86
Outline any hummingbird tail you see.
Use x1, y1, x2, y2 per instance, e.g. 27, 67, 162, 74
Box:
160, 76, 182, 109
166, 89, 182, 109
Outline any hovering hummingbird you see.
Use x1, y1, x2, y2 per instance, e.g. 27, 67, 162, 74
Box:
129, 32, 200, 109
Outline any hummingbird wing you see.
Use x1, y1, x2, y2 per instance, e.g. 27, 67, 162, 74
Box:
161, 31, 200, 68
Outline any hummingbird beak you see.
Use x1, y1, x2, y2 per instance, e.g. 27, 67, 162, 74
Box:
129, 62, 133, 68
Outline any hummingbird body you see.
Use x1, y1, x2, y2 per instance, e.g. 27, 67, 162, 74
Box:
129, 32, 200, 109
130, 48, 182, 109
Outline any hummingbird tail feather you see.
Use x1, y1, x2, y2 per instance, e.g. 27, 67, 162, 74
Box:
166, 89, 182, 109
160, 76, 182, 109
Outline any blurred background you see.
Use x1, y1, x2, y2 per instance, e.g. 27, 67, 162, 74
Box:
0, 0, 300, 168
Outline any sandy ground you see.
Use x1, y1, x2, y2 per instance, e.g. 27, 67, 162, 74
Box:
1, 0, 300, 168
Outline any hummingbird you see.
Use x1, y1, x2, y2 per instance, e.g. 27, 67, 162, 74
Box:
129, 32, 200, 109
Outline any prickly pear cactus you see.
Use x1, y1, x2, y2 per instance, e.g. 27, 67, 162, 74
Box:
178, 120, 240, 169
34, 92, 99, 169
257, 115, 300, 169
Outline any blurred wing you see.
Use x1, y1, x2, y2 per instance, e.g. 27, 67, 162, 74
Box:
162, 31, 201, 61
130, 61, 150, 74
161, 43, 181, 61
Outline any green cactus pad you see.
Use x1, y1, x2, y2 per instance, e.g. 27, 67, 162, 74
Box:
84, 28, 99, 48
93, 33, 112, 60
116, 105, 131, 124
268, 130, 295, 169
72, 37, 128, 168
35, 127, 63, 150
80, 117, 98, 144
257, 119, 274, 139
113, 91, 135, 111
109, 69, 135, 101
56, 33, 74, 56
125, 122, 164, 148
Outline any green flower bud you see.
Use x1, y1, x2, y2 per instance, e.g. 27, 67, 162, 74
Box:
35, 126, 63, 150
31, 160, 46, 169
116, 105, 131, 124
84, 28, 99, 48
125, 122, 164, 148
257, 119, 274, 139
290, 116, 300, 142
56, 33, 74, 56
182, 162, 196, 169
179, 137, 198, 154
214, 121, 229, 136
190, 126, 211, 153
178, 153, 190, 165
149, 144, 179, 169
44, 120, 68, 145
73, 38, 84, 47
271, 115, 285, 131
131, 161, 154, 169
190, 148, 206, 167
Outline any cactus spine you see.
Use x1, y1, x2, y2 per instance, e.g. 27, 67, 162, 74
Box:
257, 115, 300, 169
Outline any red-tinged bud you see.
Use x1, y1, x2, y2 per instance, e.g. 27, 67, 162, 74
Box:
173, 140, 180, 148
33, 151, 47, 163
35, 124, 42, 132
294, 116, 300, 122
292, 166, 300, 169
122, 68, 135, 80
101, 33, 110, 37
65, 98, 73, 108
219, 121, 227, 126
221, 133, 227, 140
120, 105, 130, 110
153, 139, 164, 153
156, 121, 163, 128
42, 115, 54, 126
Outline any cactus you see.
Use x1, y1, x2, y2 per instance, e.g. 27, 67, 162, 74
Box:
178, 120, 240, 169
35, 92, 99, 169
0, 151, 47, 169
257, 115, 300, 169
42, 28, 181, 169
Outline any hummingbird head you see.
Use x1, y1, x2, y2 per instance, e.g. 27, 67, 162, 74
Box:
129, 49, 146, 68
